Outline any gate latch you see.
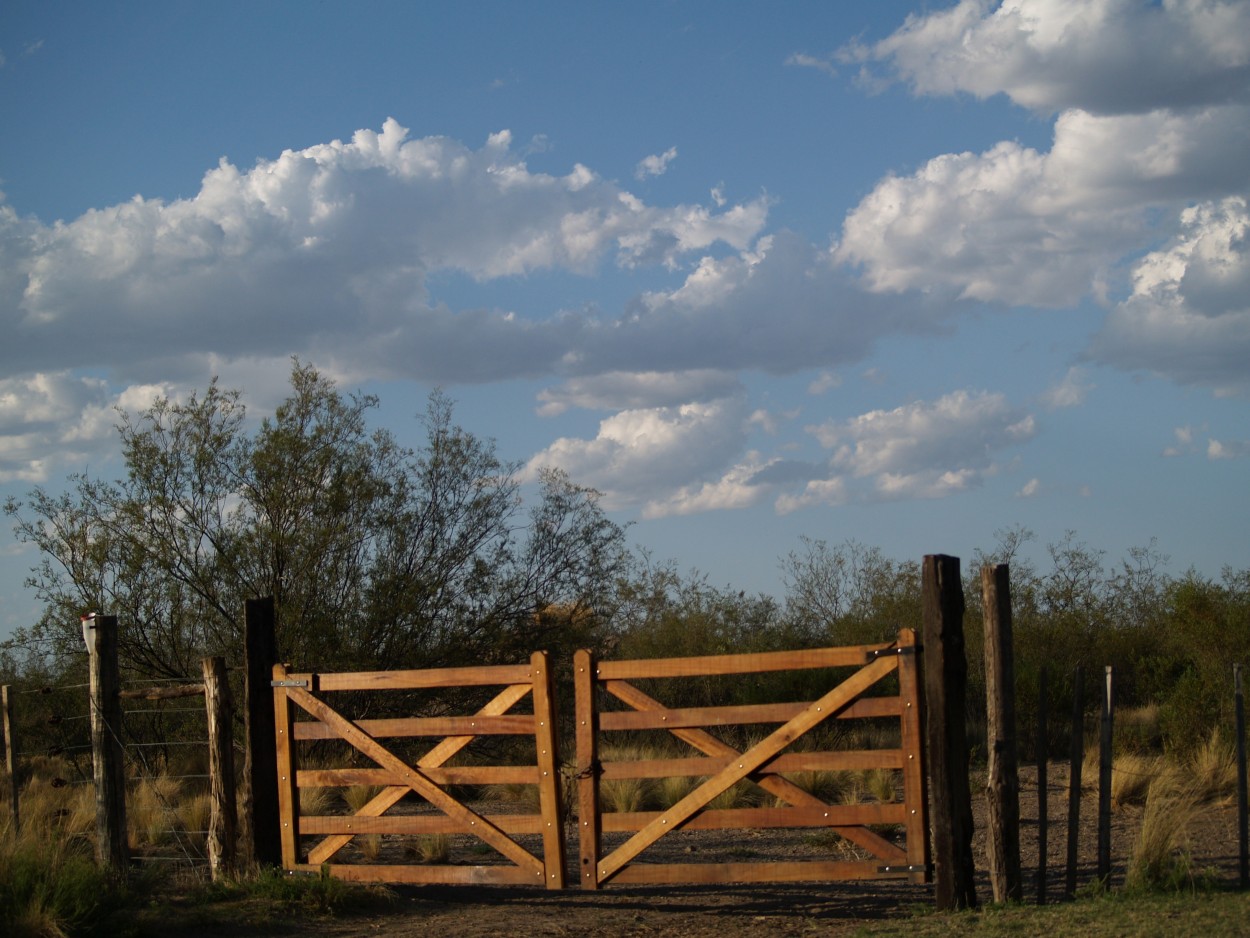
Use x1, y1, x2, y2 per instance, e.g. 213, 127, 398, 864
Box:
877, 864, 931, 874
270, 679, 309, 688
866, 645, 917, 660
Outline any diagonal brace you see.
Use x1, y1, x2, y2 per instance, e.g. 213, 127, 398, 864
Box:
597, 653, 898, 882
603, 677, 905, 864
286, 684, 542, 875
306, 682, 532, 865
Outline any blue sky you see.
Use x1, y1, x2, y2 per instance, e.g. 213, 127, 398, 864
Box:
2, 1, 1248, 639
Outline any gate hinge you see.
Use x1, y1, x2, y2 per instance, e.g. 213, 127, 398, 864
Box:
271, 679, 308, 688
866, 645, 918, 660
877, 864, 931, 874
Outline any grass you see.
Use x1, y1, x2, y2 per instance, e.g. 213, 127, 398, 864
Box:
0, 810, 137, 938
1125, 776, 1204, 892
847, 890, 1250, 937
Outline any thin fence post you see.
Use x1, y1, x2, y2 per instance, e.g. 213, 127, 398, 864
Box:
244, 596, 280, 868
1065, 665, 1084, 898
1097, 665, 1114, 888
1036, 666, 1048, 905
82, 613, 128, 871
1235, 663, 1247, 890
3, 685, 18, 832
982, 563, 1022, 903
203, 655, 237, 880
922, 554, 978, 911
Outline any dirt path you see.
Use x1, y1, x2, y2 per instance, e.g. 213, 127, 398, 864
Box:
180, 763, 1245, 937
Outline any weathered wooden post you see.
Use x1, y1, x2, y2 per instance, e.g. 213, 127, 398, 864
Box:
922, 554, 978, 911
1065, 665, 1084, 897
2, 685, 18, 832
82, 613, 128, 871
1036, 666, 1049, 904
574, 648, 602, 890
243, 597, 281, 867
1097, 666, 1114, 888
982, 563, 1022, 903
1233, 663, 1246, 890
203, 655, 237, 880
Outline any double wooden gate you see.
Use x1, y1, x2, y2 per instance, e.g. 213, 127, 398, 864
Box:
272, 628, 928, 888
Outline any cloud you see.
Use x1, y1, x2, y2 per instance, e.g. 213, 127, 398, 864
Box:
1017, 478, 1042, 498
1040, 367, 1092, 409
535, 370, 741, 416
797, 389, 1036, 504
0, 120, 770, 383
835, 107, 1250, 307
848, 0, 1250, 115
1208, 438, 1250, 459
0, 372, 169, 482
1089, 197, 1250, 392
524, 395, 752, 510
635, 147, 679, 180
785, 52, 838, 78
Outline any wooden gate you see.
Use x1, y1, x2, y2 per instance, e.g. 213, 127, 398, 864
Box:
271, 651, 565, 886
574, 628, 928, 888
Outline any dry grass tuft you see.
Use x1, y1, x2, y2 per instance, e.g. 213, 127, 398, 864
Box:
299, 784, 337, 817
344, 784, 384, 814
1186, 729, 1237, 803
409, 833, 451, 864
1127, 776, 1202, 891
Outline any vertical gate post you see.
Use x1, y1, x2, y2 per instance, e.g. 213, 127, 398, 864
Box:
1065, 666, 1085, 897
897, 627, 931, 884
1097, 666, 1114, 888
244, 597, 281, 867
271, 663, 301, 869
3, 685, 18, 832
574, 648, 601, 889
1235, 663, 1247, 890
203, 655, 237, 880
981, 563, 1022, 902
82, 613, 128, 871
1036, 666, 1049, 904
530, 650, 566, 889
921, 554, 977, 911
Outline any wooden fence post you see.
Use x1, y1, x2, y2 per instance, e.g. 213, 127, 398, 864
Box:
981, 563, 1022, 903
1065, 665, 1084, 897
922, 554, 978, 911
243, 597, 281, 868
3, 685, 18, 833
203, 655, 237, 880
1036, 666, 1048, 905
1234, 663, 1246, 890
82, 613, 128, 871
1097, 666, 1114, 888
574, 648, 601, 890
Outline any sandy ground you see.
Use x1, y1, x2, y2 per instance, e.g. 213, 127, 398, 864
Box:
172, 762, 1246, 937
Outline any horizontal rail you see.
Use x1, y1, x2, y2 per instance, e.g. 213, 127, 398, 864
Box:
292, 714, 536, 740
298, 765, 541, 787
285, 666, 534, 692
593, 644, 895, 680
597, 695, 902, 732
599, 748, 907, 781
291, 863, 544, 885
607, 859, 909, 886
600, 802, 907, 832
298, 813, 548, 836
118, 683, 205, 701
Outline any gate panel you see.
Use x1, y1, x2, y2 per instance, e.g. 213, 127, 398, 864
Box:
272, 651, 565, 887
574, 628, 928, 888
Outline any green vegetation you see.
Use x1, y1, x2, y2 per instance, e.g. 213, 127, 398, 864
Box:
849, 890, 1250, 938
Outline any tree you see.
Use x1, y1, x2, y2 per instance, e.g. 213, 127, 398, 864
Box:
4, 362, 629, 680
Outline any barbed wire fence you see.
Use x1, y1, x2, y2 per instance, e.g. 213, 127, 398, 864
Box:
2, 638, 239, 880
